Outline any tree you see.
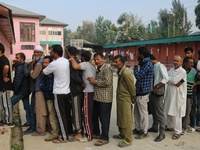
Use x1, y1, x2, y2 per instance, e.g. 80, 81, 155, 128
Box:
146, 20, 160, 40
158, 0, 192, 38
116, 12, 145, 43
78, 21, 95, 42
195, 0, 200, 29
94, 16, 117, 45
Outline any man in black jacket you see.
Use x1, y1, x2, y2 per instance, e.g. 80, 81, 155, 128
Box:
67, 46, 84, 140
11, 52, 31, 127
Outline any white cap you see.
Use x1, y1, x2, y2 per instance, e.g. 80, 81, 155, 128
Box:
34, 45, 43, 52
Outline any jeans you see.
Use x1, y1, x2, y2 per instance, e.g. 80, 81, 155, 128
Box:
11, 93, 31, 125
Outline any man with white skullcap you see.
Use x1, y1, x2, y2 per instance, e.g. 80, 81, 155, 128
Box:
24, 45, 47, 136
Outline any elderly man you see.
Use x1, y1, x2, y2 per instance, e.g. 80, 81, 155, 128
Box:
30, 45, 47, 136
164, 55, 187, 140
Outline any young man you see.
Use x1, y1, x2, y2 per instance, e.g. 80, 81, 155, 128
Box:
182, 57, 199, 134
67, 46, 84, 140
148, 54, 169, 142
41, 56, 59, 141
11, 53, 30, 127
112, 55, 136, 148
133, 47, 153, 139
43, 45, 72, 143
164, 55, 187, 140
69, 51, 96, 142
88, 52, 113, 146
0, 43, 13, 125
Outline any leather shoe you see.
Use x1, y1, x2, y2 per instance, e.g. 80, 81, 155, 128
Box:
148, 128, 158, 133
154, 134, 165, 142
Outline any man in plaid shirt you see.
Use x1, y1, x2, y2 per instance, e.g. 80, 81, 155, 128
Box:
133, 47, 153, 139
88, 52, 113, 146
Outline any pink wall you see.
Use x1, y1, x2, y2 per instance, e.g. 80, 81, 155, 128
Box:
11, 17, 41, 60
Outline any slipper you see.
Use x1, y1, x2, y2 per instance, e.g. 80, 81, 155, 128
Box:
118, 140, 131, 148
52, 138, 68, 144
68, 136, 79, 142
31, 131, 46, 136
94, 139, 109, 146
172, 134, 180, 140
45, 135, 58, 141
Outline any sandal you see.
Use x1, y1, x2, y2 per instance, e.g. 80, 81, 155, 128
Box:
94, 139, 109, 146
52, 138, 68, 144
118, 140, 131, 148
113, 134, 125, 139
45, 135, 58, 141
172, 134, 180, 140
31, 131, 46, 136
68, 136, 79, 142
165, 128, 174, 131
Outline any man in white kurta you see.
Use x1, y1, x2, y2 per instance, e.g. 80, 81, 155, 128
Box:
164, 55, 187, 139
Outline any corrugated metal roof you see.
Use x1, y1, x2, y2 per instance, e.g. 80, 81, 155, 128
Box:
103, 35, 200, 49
0, 2, 45, 21
40, 18, 68, 27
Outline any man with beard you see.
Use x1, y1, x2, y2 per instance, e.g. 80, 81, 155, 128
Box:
29, 45, 47, 136
112, 55, 136, 148
88, 52, 113, 146
133, 47, 153, 139
164, 55, 187, 140
11, 53, 30, 128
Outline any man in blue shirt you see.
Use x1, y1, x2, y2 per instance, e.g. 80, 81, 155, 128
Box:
133, 47, 153, 139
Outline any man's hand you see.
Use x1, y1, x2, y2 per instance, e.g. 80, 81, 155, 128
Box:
82, 83, 86, 89
153, 87, 158, 94
3, 76, 10, 82
87, 77, 95, 84
191, 83, 197, 90
30, 60, 36, 70
131, 98, 136, 104
175, 81, 182, 87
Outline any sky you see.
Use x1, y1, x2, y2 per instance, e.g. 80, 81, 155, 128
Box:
2, 0, 199, 32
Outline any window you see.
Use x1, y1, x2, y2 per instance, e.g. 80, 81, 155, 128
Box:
20, 22, 35, 42
40, 30, 46, 35
21, 45, 34, 50
48, 30, 61, 35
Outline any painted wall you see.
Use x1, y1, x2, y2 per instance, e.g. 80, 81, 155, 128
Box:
40, 25, 65, 56
107, 41, 200, 68
11, 17, 41, 60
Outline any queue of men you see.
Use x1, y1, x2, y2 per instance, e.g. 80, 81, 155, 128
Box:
1, 43, 200, 148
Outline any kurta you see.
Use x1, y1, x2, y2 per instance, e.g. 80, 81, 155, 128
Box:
164, 66, 187, 117
116, 66, 136, 128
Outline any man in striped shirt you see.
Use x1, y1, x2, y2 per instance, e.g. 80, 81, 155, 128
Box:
182, 56, 200, 134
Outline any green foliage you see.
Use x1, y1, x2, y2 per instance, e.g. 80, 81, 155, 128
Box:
195, 0, 200, 29
116, 12, 145, 43
157, 0, 192, 38
94, 16, 117, 45
11, 144, 23, 150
